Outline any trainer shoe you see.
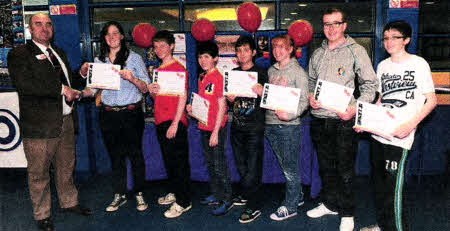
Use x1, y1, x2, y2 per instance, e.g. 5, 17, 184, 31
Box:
136, 192, 148, 211
212, 201, 234, 216
307, 203, 338, 218
360, 224, 381, 231
158, 193, 176, 205
164, 202, 192, 218
232, 195, 247, 206
106, 194, 127, 212
269, 206, 297, 221
340, 217, 355, 231
239, 208, 261, 223
200, 195, 219, 205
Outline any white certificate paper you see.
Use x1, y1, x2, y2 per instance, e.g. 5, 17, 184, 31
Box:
191, 93, 210, 126
87, 63, 121, 90
314, 79, 354, 113
354, 101, 397, 141
223, 70, 258, 98
173, 33, 186, 53
260, 83, 301, 113
217, 56, 239, 73
152, 70, 186, 95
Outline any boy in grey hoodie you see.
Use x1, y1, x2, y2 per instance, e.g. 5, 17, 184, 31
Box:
263, 34, 309, 221
306, 8, 378, 231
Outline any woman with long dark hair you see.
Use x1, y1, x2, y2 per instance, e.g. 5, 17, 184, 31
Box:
80, 21, 150, 212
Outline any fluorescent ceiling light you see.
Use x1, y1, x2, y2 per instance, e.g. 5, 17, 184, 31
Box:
196, 7, 269, 21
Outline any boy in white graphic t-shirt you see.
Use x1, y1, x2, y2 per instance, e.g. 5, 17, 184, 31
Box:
359, 21, 437, 231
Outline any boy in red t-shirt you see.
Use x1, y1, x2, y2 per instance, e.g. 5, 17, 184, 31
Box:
148, 30, 191, 218
186, 41, 233, 216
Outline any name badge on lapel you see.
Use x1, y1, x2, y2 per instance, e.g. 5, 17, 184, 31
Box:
35, 54, 47, 60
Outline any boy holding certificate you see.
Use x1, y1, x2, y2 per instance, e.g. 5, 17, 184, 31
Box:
225, 35, 268, 223
307, 8, 378, 231
360, 21, 437, 231
186, 41, 233, 216
148, 30, 191, 218
265, 34, 309, 221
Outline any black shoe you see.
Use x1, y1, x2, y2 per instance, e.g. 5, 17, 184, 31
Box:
63, 205, 93, 216
239, 208, 261, 223
37, 217, 54, 231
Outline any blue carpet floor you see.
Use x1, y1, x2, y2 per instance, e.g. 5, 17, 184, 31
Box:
0, 169, 448, 231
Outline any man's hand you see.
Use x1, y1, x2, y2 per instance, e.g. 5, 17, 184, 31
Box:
392, 121, 416, 139
80, 62, 89, 76
309, 94, 321, 109
337, 105, 356, 121
81, 88, 95, 98
252, 83, 263, 96
275, 110, 291, 121
166, 123, 178, 139
209, 131, 219, 147
148, 83, 160, 94
63, 85, 81, 102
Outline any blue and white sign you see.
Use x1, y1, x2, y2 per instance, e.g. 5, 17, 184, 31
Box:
0, 92, 27, 167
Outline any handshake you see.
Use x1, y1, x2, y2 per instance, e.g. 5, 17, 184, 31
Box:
63, 85, 84, 102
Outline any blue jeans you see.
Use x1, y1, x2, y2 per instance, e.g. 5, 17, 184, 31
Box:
201, 127, 232, 202
265, 124, 303, 212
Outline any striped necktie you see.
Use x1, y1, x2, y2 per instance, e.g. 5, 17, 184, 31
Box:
47, 48, 68, 86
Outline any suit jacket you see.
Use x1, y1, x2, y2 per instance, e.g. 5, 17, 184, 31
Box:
7, 42, 79, 138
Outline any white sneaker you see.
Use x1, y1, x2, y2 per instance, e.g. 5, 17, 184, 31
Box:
306, 203, 338, 218
106, 194, 127, 212
360, 224, 381, 231
158, 193, 176, 205
164, 202, 192, 218
340, 217, 355, 231
136, 192, 148, 211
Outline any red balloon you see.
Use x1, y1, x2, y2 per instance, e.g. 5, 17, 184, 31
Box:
192, 19, 216, 42
237, 2, 262, 33
288, 20, 313, 47
132, 23, 157, 48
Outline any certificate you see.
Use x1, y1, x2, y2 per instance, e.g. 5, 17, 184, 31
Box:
217, 56, 239, 72
314, 79, 354, 113
223, 70, 258, 98
87, 63, 121, 90
354, 101, 397, 141
152, 70, 186, 95
260, 83, 301, 113
173, 33, 186, 53
191, 93, 210, 126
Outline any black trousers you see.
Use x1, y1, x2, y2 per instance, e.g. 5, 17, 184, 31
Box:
156, 121, 191, 207
371, 139, 410, 231
100, 108, 146, 195
310, 117, 358, 217
230, 124, 264, 210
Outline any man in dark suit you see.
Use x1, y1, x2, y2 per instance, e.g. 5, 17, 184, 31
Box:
7, 13, 91, 231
